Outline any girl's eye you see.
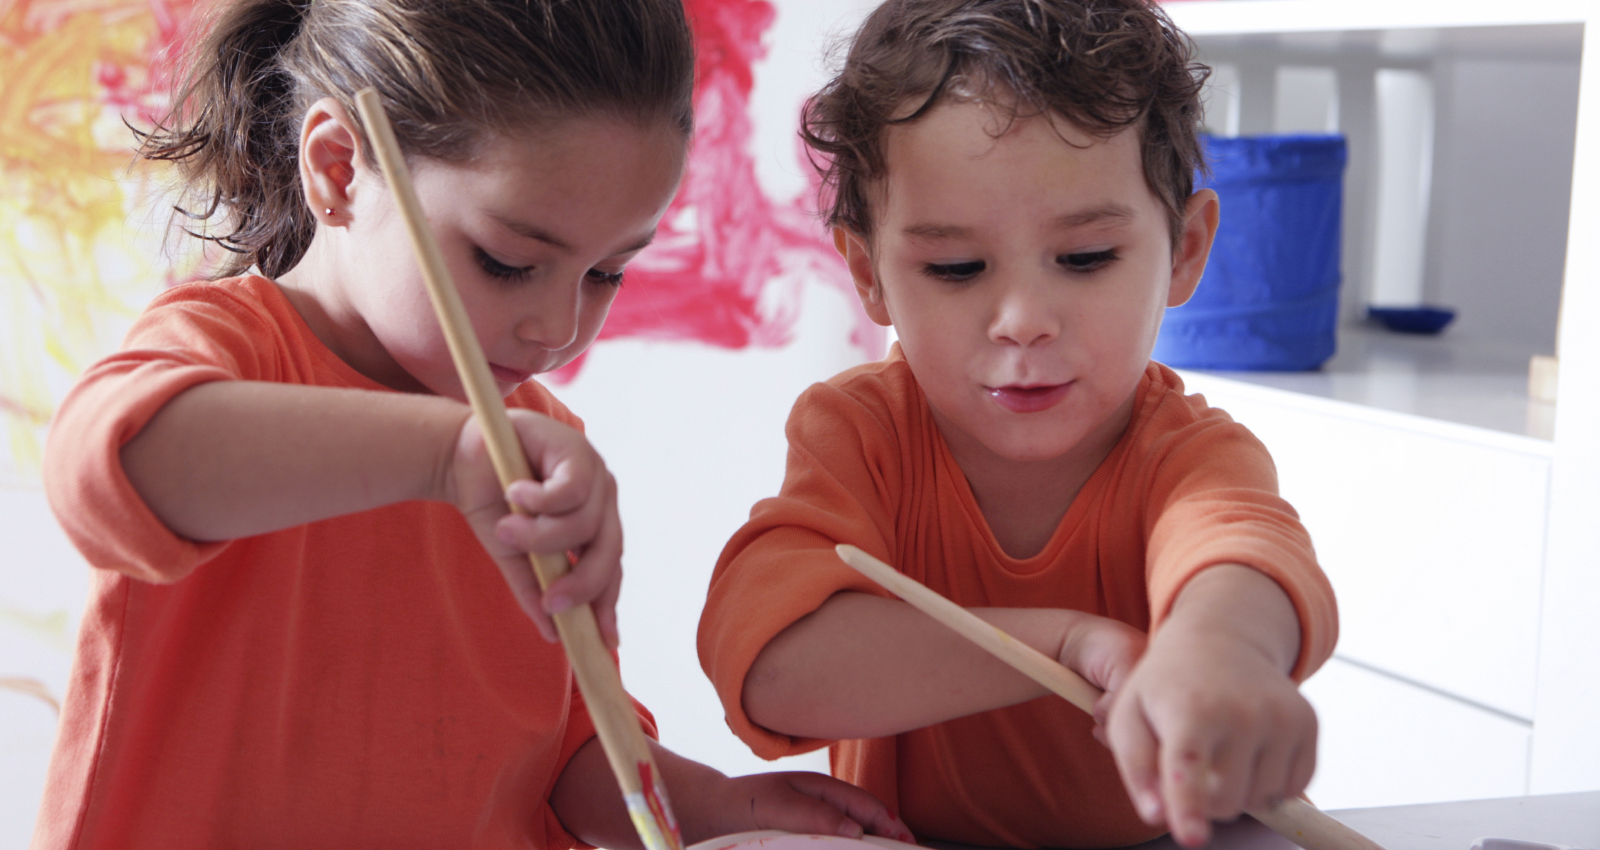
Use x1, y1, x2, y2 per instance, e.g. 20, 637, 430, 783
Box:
586, 268, 626, 287
1059, 249, 1118, 272
475, 247, 533, 282
923, 260, 985, 281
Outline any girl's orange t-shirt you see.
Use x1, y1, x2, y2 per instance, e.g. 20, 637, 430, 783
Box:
38, 276, 648, 850
698, 350, 1337, 849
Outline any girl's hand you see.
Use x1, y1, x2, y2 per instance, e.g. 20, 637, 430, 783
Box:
1100, 624, 1317, 848
447, 409, 623, 646
698, 771, 915, 844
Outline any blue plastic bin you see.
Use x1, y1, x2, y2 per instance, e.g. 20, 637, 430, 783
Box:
1153, 134, 1347, 371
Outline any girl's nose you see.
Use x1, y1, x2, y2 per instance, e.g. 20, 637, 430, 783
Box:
989, 277, 1059, 347
514, 280, 582, 350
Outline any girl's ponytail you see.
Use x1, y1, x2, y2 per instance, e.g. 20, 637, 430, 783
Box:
140, 0, 316, 278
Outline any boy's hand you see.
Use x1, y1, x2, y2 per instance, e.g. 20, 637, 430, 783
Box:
700, 771, 915, 844
1055, 611, 1147, 701
447, 409, 623, 646
1099, 566, 1316, 848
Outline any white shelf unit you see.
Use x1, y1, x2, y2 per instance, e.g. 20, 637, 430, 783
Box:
1162, 0, 1600, 807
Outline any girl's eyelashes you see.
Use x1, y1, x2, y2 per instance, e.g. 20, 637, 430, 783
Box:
585, 268, 626, 287
475, 246, 533, 282
1058, 248, 1118, 272
923, 260, 986, 281
474, 247, 626, 287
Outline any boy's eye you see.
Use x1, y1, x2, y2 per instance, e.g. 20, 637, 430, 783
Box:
475, 247, 533, 282
1058, 249, 1118, 272
586, 268, 626, 287
923, 260, 985, 281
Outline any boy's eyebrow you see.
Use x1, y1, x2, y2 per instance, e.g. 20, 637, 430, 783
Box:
490, 215, 658, 255
1051, 203, 1137, 228
902, 204, 1138, 242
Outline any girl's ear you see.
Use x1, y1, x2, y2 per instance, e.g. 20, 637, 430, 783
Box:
299, 97, 362, 225
834, 226, 892, 326
1167, 188, 1220, 308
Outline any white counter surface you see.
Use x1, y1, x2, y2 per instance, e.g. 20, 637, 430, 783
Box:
1128, 792, 1599, 850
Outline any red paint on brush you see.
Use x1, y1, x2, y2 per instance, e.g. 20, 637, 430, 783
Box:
549, 0, 884, 382
638, 760, 683, 849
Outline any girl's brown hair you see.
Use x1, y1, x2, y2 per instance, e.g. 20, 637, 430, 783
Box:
801, 0, 1207, 243
139, 0, 696, 279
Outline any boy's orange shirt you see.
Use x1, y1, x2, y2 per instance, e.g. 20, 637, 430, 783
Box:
698, 349, 1337, 849
38, 275, 650, 850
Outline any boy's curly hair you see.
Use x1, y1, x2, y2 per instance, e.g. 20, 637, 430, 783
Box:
801, 0, 1208, 244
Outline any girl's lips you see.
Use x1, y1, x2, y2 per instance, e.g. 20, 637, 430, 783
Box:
987, 382, 1071, 413
490, 364, 532, 385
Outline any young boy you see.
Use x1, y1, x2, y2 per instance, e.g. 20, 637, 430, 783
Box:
697, 1, 1339, 847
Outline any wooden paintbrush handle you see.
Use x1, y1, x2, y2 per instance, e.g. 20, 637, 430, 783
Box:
354, 87, 681, 850
834, 544, 1385, 850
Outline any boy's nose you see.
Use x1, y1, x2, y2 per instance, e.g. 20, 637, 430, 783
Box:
988, 279, 1059, 348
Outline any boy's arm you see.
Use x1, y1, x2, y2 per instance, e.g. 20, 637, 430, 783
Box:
550, 736, 913, 849
1103, 563, 1313, 849
745, 591, 1144, 740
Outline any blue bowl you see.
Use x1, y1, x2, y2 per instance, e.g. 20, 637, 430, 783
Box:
1367, 306, 1457, 335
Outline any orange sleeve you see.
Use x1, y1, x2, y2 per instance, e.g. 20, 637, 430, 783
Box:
1140, 398, 1338, 682
697, 380, 902, 759
42, 285, 280, 584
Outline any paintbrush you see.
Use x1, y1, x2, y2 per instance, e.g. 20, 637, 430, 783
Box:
833, 543, 1386, 850
353, 87, 682, 850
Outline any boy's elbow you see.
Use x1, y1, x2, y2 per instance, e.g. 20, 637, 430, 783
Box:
742, 649, 800, 733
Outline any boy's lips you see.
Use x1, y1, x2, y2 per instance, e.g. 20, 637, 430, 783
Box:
986, 382, 1071, 413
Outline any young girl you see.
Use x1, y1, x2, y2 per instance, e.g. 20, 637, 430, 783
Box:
36, 0, 910, 847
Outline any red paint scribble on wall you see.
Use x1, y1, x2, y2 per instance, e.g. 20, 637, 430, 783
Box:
553, 0, 883, 381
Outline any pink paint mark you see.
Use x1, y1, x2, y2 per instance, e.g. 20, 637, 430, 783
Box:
0, 393, 51, 425
550, 0, 884, 382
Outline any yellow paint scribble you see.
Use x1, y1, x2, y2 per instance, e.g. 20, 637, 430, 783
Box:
0, 676, 60, 714
0, 602, 71, 651
0, 0, 210, 481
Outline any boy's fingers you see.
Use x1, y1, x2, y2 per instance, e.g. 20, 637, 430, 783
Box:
1247, 740, 1294, 813
1159, 730, 1215, 848
1204, 740, 1252, 820
1105, 701, 1163, 825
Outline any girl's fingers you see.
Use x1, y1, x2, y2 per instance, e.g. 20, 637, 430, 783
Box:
494, 554, 558, 642
781, 772, 914, 841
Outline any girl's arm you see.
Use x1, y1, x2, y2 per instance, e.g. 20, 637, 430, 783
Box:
743, 591, 1145, 740
120, 380, 466, 540
118, 379, 624, 644
550, 736, 913, 850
